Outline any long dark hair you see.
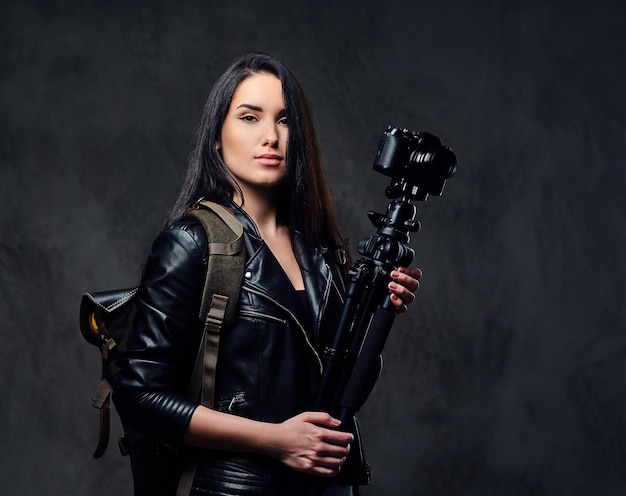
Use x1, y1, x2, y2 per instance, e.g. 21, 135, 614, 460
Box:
168, 53, 345, 251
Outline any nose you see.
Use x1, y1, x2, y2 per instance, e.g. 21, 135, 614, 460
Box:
263, 123, 279, 147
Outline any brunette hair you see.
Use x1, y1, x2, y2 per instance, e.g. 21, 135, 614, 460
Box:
168, 52, 345, 250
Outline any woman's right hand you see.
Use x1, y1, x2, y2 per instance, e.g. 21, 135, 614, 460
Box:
185, 407, 353, 477
267, 412, 353, 477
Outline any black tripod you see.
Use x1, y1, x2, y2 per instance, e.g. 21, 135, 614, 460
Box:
314, 126, 457, 424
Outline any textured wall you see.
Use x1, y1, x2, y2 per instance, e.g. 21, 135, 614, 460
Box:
1, 1, 625, 494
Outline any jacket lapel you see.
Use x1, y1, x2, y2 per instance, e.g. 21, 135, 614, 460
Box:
293, 233, 332, 339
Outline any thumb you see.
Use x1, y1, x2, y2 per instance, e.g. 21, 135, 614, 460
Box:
301, 411, 342, 428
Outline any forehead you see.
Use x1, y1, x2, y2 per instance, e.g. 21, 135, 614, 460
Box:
231, 73, 284, 106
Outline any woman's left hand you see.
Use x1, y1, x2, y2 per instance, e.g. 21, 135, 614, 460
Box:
388, 266, 422, 313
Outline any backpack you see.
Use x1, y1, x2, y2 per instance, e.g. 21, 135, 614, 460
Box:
79, 200, 246, 495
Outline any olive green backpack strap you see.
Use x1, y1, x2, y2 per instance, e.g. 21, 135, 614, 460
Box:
176, 200, 246, 496
186, 199, 245, 407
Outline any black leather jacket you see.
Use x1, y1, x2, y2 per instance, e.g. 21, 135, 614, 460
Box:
112, 205, 360, 494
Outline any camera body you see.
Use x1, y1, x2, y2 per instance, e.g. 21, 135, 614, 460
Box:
373, 125, 456, 199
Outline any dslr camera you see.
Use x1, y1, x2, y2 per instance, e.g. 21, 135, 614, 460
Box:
373, 125, 456, 200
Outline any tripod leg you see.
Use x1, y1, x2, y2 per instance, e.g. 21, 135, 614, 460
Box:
314, 262, 371, 411
337, 305, 396, 424
329, 283, 386, 415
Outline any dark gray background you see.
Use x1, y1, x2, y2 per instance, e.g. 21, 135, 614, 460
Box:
2, 1, 625, 494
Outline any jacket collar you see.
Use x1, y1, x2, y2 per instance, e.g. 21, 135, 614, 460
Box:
230, 203, 332, 337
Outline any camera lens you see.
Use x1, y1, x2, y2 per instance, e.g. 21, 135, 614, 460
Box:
410, 147, 456, 180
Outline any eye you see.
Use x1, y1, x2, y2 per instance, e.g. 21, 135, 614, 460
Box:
239, 114, 258, 122
278, 116, 288, 126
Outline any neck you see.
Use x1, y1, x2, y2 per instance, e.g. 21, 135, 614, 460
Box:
234, 185, 281, 235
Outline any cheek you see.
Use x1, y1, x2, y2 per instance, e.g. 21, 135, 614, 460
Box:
219, 126, 245, 160
221, 148, 243, 173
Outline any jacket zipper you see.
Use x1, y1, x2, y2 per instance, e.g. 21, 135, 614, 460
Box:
315, 267, 333, 341
239, 309, 287, 325
244, 284, 323, 372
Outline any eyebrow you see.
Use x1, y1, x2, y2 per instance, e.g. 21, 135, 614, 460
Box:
236, 103, 263, 112
236, 103, 287, 116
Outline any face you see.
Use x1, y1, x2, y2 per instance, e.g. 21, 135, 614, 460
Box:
218, 72, 288, 196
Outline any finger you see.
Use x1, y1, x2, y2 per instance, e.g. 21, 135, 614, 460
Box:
388, 281, 416, 304
390, 273, 419, 293
321, 429, 354, 447
389, 293, 408, 313
314, 454, 347, 471
396, 266, 423, 279
394, 267, 422, 284
300, 411, 341, 428
308, 466, 340, 478
391, 269, 421, 291
318, 439, 351, 455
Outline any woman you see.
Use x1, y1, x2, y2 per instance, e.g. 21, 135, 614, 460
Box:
112, 53, 421, 496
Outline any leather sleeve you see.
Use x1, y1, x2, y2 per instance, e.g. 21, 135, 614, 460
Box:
111, 220, 207, 445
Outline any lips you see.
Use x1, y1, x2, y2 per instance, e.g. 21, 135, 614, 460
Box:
256, 154, 283, 166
